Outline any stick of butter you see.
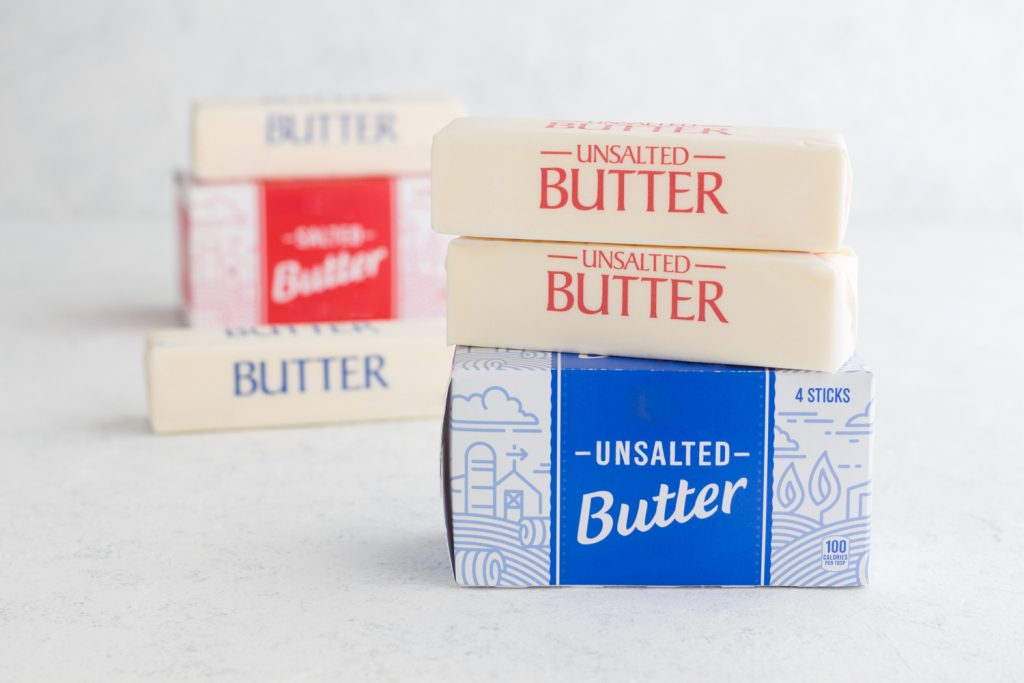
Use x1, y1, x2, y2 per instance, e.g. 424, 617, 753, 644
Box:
146, 319, 452, 434
432, 118, 851, 252
193, 97, 463, 180
446, 238, 857, 372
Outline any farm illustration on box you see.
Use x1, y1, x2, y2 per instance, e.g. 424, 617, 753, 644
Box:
448, 348, 554, 587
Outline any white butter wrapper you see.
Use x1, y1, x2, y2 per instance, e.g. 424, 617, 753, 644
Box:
192, 96, 462, 180
446, 238, 857, 372
433, 118, 851, 252
146, 319, 451, 434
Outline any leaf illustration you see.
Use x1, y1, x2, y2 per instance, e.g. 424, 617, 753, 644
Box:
776, 463, 805, 512
809, 451, 842, 521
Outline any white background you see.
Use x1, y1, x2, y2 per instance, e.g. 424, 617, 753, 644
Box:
1, 2, 1023, 681
1, 0, 1022, 226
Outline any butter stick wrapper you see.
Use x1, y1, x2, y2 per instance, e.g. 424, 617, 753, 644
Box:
193, 96, 462, 180
432, 118, 851, 252
146, 319, 452, 434
443, 347, 874, 587
177, 174, 450, 328
446, 238, 857, 373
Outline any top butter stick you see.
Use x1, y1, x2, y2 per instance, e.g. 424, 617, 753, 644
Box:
432, 118, 851, 252
193, 96, 463, 180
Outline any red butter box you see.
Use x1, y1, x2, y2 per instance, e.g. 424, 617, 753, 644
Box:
176, 175, 448, 326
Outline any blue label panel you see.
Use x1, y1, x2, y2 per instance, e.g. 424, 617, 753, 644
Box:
556, 359, 770, 585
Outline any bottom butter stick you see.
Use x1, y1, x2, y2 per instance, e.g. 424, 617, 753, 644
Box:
146, 318, 452, 433
446, 237, 858, 372
443, 347, 874, 587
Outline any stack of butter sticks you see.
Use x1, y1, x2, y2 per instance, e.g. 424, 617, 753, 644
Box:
178, 96, 461, 328
433, 118, 874, 588
148, 97, 464, 434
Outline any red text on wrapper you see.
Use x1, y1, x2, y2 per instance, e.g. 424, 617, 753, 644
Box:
544, 248, 728, 322
540, 168, 726, 214
537, 140, 728, 215
545, 121, 733, 135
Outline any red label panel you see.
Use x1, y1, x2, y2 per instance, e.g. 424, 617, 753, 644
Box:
262, 178, 394, 324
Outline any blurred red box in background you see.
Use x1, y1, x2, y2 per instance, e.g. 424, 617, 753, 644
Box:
176, 174, 448, 327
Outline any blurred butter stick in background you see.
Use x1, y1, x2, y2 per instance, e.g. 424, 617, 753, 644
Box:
146, 318, 452, 434
192, 96, 463, 180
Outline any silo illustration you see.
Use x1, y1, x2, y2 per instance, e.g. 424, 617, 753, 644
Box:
464, 442, 497, 515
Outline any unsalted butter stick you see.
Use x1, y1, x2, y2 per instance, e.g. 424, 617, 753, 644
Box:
146, 319, 452, 434
193, 97, 462, 180
432, 118, 851, 252
446, 238, 857, 372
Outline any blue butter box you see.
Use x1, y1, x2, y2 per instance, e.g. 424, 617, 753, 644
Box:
442, 347, 874, 587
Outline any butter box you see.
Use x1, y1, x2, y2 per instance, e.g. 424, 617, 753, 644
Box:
176, 174, 450, 327
443, 347, 874, 587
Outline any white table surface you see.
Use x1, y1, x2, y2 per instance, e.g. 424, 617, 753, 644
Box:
1, 218, 1022, 681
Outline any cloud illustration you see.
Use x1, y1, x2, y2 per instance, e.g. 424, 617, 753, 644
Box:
774, 424, 800, 452
845, 400, 874, 429
452, 386, 539, 426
